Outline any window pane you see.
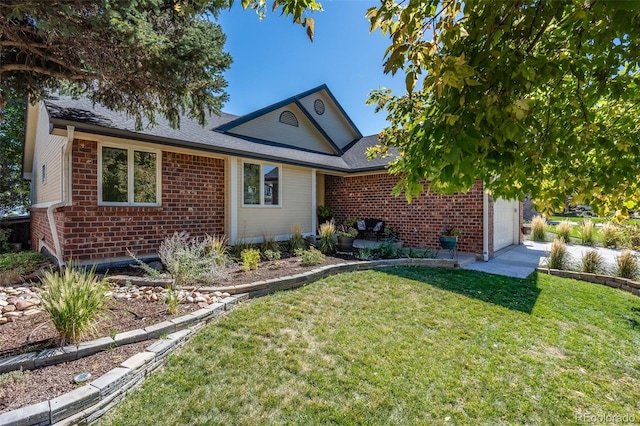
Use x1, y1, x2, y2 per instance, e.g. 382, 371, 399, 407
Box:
134, 151, 157, 203
102, 147, 128, 202
243, 163, 261, 205
263, 165, 279, 205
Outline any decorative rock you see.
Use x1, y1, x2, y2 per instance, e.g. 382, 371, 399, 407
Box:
153, 287, 164, 293
0, 317, 7, 324
6, 296, 19, 304
15, 299, 35, 311
23, 308, 42, 317
74, 372, 92, 383
2, 304, 16, 313
186, 296, 195, 303
222, 292, 231, 297
4, 311, 22, 318
0, 300, 8, 307
213, 291, 223, 297
194, 296, 207, 303
197, 302, 209, 309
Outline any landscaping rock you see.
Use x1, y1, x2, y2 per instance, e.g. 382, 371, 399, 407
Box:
15, 299, 35, 311
2, 304, 16, 313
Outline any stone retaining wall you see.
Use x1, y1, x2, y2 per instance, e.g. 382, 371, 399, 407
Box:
536, 267, 640, 297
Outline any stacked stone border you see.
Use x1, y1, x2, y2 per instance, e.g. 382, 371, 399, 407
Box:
536, 267, 640, 297
0, 258, 458, 426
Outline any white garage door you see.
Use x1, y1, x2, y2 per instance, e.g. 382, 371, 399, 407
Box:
493, 198, 519, 251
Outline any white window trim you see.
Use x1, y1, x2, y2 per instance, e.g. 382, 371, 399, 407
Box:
241, 160, 282, 208
98, 143, 162, 207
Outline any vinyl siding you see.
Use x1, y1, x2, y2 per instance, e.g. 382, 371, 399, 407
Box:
229, 104, 337, 154
237, 160, 313, 239
298, 92, 360, 149
33, 105, 67, 205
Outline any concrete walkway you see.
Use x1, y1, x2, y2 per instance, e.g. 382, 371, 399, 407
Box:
465, 240, 637, 279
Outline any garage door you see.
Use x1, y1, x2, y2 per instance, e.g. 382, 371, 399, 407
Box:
493, 198, 518, 251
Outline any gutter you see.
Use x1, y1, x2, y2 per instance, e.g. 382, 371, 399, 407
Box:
46, 125, 74, 266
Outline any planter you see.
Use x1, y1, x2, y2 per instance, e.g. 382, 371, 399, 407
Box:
521, 225, 532, 235
439, 236, 458, 250
336, 235, 355, 252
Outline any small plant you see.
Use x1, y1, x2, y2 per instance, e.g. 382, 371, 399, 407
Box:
127, 248, 161, 277
601, 222, 621, 248
288, 224, 307, 253
396, 248, 407, 258
421, 247, 438, 258
357, 247, 372, 260
622, 224, 640, 250
317, 205, 334, 222
546, 238, 569, 270
240, 248, 261, 272
40, 262, 109, 345
580, 218, 595, 246
260, 234, 279, 253
614, 250, 639, 280
336, 225, 358, 238
383, 227, 399, 242
555, 220, 572, 243
301, 248, 325, 266
376, 241, 397, 259
440, 227, 462, 237
159, 232, 228, 286
344, 217, 358, 228
229, 239, 253, 260
263, 249, 281, 261
268, 261, 285, 270
166, 283, 181, 315
0, 369, 30, 400
580, 250, 604, 274
318, 222, 336, 254
203, 234, 230, 265
408, 247, 418, 258
531, 215, 546, 241
293, 247, 305, 257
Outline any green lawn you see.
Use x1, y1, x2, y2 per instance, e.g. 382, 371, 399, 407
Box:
549, 216, 640, 226
545, 224, 601, 244
100, 268, 640, 425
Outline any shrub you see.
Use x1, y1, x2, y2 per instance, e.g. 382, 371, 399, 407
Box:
0, 228, 10, 253
622, 224, 640, 250
555, 220, 572, 243
376, 241, 397, 259
531, 215, 546, 241
580, 218, 595, 246
300, 248, 325, 266
263, 249, 281, 261
546, 238, 569, 270
601, 222, 621, 248
159, 231, 228, 286
318, 222, 336, 254
580, 250, 604, 274
260, 235, 279, 253
293, 247, 305, 257
357, 247, 372, 260
240, 248, 260, 272
40, 262, 109, 346
288, 224, 307, 253
614, 250, 639, 280
203, 234, 230, 264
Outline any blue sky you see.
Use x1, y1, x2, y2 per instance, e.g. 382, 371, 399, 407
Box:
217, 1, 404, 136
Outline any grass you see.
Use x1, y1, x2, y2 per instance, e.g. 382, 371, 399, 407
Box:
549, 216, 640, 225
99, 268, 640, 425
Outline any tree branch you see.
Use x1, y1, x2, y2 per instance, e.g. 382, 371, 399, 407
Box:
0, 64, 98, 80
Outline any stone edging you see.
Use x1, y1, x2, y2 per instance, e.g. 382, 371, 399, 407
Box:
0, 258, 458, 426
536, 267, 640, 296
0, 294, 247, 426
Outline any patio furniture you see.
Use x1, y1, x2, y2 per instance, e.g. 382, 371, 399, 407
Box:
356, 218, 385, 240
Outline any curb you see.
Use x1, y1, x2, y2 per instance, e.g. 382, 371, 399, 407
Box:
0, 293, 247, 426
536, 267, 640, 296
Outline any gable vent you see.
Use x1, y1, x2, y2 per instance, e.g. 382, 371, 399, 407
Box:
279, 110, 298, 127
314, 99, 325, 115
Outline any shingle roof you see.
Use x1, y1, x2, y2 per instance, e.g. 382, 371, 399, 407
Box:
44, 94, 390, 173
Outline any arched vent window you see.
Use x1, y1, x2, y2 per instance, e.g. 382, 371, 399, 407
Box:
279, 111, 298, 127
314, 99, 325, 115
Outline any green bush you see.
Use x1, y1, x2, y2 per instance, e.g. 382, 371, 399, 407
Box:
531, 215, 546, 241
293, 247, 305, 257
300, 248, 325, 266
0, 251, 48, 273
555, 220, 572, 243
262, 249, 281, 261
240, 248, 261, 272
580, 218, 595, 246
288, 224, 307, 253
375, 241, 397, 259
317, 222, 336, 254
614, 251, 639, 280
580, 250, 604, 274
601, 222, 621, 248
622, 224, 640, 250
40, 263, 109, 345
357, 247, 372, 260
546, 238, 569, 270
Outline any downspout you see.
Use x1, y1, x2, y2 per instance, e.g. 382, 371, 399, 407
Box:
46, 125, 74, 266
483, 190, 489, 261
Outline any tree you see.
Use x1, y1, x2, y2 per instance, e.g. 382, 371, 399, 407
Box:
0, 93, 30, 217
0, 0, 232, 128
363, 0, 640, 215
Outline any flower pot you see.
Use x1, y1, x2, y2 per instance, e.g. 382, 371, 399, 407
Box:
439, 236, 458, 250
336, 235, 355, 252
521, 225, 532, 235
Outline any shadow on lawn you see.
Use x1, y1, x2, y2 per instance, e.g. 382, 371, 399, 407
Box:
380, 267, 541, 314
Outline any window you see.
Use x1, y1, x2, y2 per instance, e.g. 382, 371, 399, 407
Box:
243, 162, 280, 207
99, 145, 160, 205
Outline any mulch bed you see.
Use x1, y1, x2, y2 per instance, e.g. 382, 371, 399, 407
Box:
0, 254, 359, 416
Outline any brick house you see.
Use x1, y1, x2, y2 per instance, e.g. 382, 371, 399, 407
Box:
23, 85, 522, 265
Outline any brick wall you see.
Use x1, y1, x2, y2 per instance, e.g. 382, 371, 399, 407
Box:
325, 174, 486, 257
56, 140, 225, 261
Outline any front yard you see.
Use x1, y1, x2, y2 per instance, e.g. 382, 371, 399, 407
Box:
99, 268, 640, 425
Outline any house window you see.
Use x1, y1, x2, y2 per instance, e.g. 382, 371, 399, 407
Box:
99, 145, 160, 205
243, 162, 280, 207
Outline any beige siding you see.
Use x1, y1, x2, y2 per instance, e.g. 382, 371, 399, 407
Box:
229, 104, 337, 154
33, 105, 67, 205
237, 159, 313, 239
299, 91, 360, 149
